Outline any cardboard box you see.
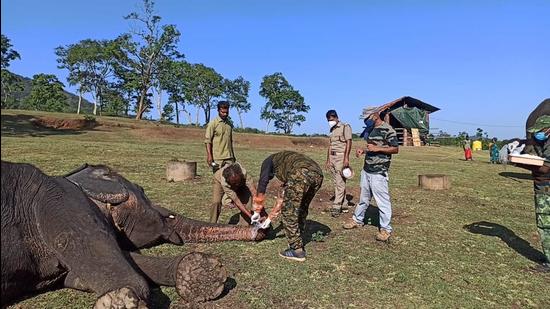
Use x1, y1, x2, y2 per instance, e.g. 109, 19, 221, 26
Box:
509, 154, 549, 167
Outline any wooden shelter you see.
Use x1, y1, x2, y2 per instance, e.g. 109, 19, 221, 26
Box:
362, 96, 440, 146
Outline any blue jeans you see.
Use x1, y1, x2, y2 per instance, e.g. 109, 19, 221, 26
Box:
352, 170, 393, 232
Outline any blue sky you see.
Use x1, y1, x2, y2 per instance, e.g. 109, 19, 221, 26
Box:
2, 0, 549, 138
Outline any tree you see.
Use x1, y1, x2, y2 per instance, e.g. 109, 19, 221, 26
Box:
224, 76, 251, 129
183, 63, 224, 125
101, 86, 127, 116
1, 34, 23, 108
1, 70, 24, 108
475, 127, 484, 139
437, 130, 451, 138
56, 39, 118, 115
161, 103, 174, 122
24, 74, 68, 112
259, 72, 309, 134
160, 60, 194, 124
1, 34, 20, 69
116, 0, 182, 120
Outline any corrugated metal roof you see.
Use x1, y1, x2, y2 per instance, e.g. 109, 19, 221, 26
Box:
362, 96, 439, 118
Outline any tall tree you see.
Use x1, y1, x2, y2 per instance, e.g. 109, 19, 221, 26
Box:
1, 34, 20, 69
55, 39, 118, 115
183, 63, 224, 125
160, 60, 193, 124
1, 34, 23, 108
116, 0, 182, 120
24, 74, 68, 112
224, 76, 251, 129
101, 86, 127, 116
259, 72, 309, 134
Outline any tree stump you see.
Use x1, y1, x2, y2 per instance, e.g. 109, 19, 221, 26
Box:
418, 174, 450, 190
167, 160, 197, 181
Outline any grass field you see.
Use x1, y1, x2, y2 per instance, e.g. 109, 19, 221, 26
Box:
2, 110, 549, 308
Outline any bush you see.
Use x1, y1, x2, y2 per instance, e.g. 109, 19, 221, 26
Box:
83, 114, 96, 122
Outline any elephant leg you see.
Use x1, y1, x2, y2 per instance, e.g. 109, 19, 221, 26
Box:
36, 195, 151, 305
128, 252, 227, 304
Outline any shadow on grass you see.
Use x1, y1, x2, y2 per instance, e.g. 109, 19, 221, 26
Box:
151, 277, 236, 308
1, 114, 87, 137
260, 219, 332, 246
499, 172, 533, 180
150, 288, 172, 309
463, 221, 546, 263
359, 205, 380, 227
328, 193, 356, 207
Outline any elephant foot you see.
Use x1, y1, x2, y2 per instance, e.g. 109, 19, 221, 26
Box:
175, 252, 227, 304
94, 287, 148, 309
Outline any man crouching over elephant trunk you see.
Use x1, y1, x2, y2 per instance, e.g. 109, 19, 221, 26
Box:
251, 151, 324, 262
209, 162, 267, 224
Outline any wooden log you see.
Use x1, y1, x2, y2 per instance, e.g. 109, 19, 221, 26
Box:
418, 174, 450, 190
167, 160, 197, 181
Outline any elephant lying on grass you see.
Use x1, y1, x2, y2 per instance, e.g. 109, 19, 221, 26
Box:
1, 161, 266, 308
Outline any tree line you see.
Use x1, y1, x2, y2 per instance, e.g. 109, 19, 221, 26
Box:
0, 0, 309, 134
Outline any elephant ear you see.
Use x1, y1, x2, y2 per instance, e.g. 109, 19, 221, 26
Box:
64, 164, 129, 204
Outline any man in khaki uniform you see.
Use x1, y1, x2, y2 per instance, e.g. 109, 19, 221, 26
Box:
211, 162, 257, 224
205, 101, 236, 222
325, 110, 352, 217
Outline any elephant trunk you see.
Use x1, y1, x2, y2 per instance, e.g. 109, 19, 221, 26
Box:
170, 215, 266, 243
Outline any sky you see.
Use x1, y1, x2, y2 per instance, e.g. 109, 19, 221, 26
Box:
2, 0, 549, 139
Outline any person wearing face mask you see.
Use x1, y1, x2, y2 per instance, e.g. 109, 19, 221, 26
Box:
325, 110, 353, 217
514, 99, 550, 272
343, 107, 399, 242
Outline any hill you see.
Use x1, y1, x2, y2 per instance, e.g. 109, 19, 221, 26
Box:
8, 72, 95, 114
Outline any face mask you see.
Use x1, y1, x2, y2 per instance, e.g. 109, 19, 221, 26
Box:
361, 118, 375, 140
534, 131, 548, 141
328, 120, 338, 128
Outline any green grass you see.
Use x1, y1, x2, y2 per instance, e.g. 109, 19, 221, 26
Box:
2, 110, 549, 308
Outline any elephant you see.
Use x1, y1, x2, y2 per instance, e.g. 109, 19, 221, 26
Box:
1, 161, 266, 308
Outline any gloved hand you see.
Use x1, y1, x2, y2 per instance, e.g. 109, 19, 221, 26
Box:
259, 218, 271, 229
511, 144, 525, 155
250, 211, 262, 225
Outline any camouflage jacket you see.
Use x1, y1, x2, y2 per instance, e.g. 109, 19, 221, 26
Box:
257, 151, 322, 194
363, 122, 399, 175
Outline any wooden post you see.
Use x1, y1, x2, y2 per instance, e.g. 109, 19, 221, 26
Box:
167, 160, 197, 181
418, 174, 450, 190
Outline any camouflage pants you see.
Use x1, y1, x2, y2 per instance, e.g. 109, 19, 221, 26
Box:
534, 184, 550, 263
282, 168, 323, 250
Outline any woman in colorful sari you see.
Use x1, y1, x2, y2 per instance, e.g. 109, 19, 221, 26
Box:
490, 138, 500, 164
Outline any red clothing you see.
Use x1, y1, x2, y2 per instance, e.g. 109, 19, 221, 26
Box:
464, 148, 472, 160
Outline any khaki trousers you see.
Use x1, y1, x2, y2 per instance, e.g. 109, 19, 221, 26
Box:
329, 153, 347, 210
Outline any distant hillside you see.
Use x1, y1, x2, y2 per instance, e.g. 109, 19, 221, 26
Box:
10, 72, 95, 114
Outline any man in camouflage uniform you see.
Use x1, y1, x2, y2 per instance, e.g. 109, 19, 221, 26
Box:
516, 99, 549, 272
205, 101, 236, 223
325, 110, 353, 217
343, 107, 399, 242
252, 151, 323, 261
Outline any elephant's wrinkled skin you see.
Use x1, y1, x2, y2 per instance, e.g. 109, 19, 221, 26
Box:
1, 161, 262, 307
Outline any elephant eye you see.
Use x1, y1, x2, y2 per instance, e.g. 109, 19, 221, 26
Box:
168, 215, 175, 219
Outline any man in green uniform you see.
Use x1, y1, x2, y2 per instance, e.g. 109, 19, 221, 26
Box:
205, 101, 235, 223
252, 151, 323, 261
325, 110, 352, 217
516, 99, 550, 272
